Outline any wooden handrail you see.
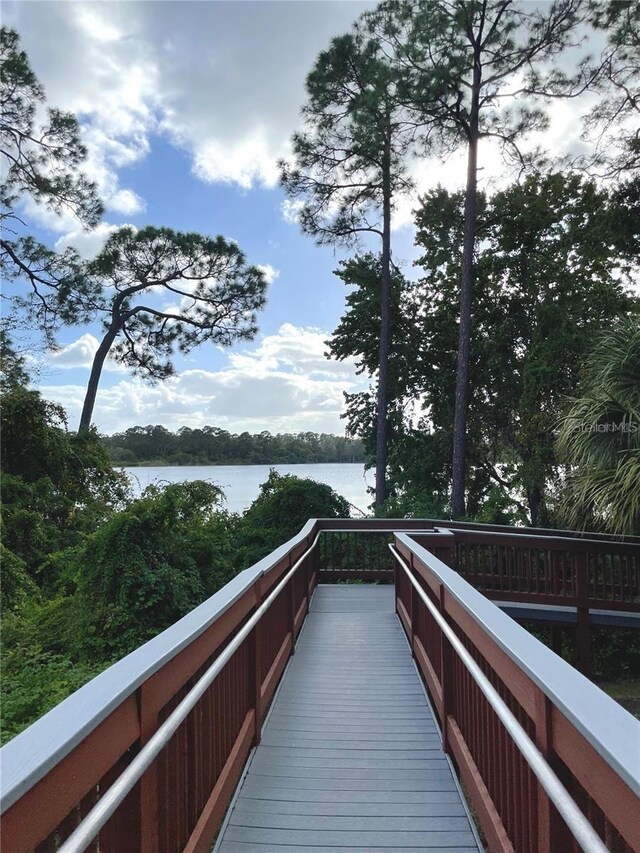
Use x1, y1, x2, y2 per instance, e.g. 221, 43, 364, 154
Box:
2, 518, 638, 853
394, 532, 639, 853
1, 521, 320, 852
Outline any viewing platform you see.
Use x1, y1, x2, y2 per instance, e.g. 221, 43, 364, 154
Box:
1, 519, 639, 853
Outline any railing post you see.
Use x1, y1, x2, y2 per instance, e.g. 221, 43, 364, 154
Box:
312, 536, 319, 593
534, 691, 573, 853
410, 554, 417, 657
551, 625, 563, 657
138, 684, 160, 853
394, 543, 400, 616
305, 543, 311, 616
439, 584, 452, 754
289, 554, 296, 655
575, 553, 592, 677
250, 579, 263, 746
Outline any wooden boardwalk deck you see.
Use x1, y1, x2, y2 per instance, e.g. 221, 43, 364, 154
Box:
215, 585, 482, 852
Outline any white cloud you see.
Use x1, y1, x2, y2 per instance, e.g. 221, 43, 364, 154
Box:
4, 0, 375, 213
74, 7, 124, 44
49, 334, 99, 368
281, 199, 305, 225
227, 323, 358, 379
108, 188, 146, 216
256, 264, 280, 285
35, 324, 366, 434
44, 334, 126, 372
191, 131, 283, 190
54, 222, 133, 259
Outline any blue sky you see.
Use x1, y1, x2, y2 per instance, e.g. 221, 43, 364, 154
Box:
4, 1, 605, 435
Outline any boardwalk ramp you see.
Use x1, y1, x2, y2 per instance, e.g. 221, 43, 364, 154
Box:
215, 584, 482, 852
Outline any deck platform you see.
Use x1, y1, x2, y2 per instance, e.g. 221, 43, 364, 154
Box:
215, 584, 482, 852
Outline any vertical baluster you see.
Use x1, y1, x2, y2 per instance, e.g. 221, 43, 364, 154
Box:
494, 703, 505, 836
410, 556, 419, 662
575, 552, 592, 676
250, 579, 262, 744
473, 657, 482, 792
598, 552, 603, 602
439, 584, 453, 754
138, 682, 161, 853
288, 553, 296, 651
508, 730, 518, 849
329, 530, 334, 577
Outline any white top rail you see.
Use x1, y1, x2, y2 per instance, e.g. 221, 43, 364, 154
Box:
426, 526, 640, 550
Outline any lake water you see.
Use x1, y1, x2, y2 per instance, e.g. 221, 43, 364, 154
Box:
122, 463, 372, 514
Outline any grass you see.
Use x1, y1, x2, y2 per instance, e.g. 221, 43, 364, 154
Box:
596, 678, 640, 719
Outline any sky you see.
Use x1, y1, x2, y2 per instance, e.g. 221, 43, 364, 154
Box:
3, 1, 608, 436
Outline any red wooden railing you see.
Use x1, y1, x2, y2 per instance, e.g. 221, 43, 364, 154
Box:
1, 518, 638, 853
439, 530, 640, 609
393, 532, 639, 853
1, 523, 319, 853
408, 528, 640, 673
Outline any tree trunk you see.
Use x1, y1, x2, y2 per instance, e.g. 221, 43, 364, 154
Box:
78, 323, 120, 432
451, 52, 481, 518
528, 486, 543, 528
375, 133, 392, 510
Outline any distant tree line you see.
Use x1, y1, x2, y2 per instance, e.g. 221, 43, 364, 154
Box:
101, 425, 365, 466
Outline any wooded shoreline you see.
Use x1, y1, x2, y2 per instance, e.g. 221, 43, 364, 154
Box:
101, 426, 365, 467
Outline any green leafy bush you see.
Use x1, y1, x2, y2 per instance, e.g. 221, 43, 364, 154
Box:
71, 480, 237, 658
0, 636, 107, 745
234, 470, 350, 567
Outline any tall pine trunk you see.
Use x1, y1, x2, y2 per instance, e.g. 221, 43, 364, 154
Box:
375, 134, 392, 510
451, 51, 481, 518
78, 323, 120, 433
527, 486, 544, 528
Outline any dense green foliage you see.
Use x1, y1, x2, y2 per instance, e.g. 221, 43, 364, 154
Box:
556, 317, 640, 533
101, 425, 365, 466
527, 623, 640, 683
0, 27, 103, 336
0, 339, 130, 595
0, 351, 351, 742
329, 174, 639, 526
233, 470, 351, 569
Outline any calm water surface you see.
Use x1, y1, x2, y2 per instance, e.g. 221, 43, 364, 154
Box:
122, 463, 371, 514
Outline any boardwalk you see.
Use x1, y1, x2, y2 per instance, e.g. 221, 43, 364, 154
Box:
215, 585, 482, 852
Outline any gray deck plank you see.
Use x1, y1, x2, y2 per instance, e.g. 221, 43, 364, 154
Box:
255, 739, 442, 761
235, 786, 463, 802
228, 813, 472, 831
223, 827, 478, 847
233, 800, 467, 817
240, 777, 459, 792
261, 733, 442, 745
214, 585, 481, 852
218, 845, 480, 853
